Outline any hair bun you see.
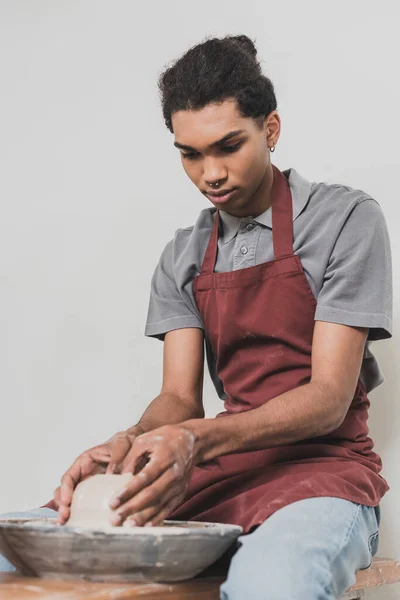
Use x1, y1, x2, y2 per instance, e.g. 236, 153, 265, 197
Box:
230, 35, 258, 59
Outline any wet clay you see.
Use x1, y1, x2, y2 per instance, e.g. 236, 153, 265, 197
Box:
67, 473, 134, 529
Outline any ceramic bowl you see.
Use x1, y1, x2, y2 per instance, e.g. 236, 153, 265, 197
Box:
0, 518, 242, 582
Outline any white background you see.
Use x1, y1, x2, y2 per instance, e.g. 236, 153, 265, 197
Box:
0, 1, 399, 596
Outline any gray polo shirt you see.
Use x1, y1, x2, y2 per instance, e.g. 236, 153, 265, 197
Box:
145, 167, 392, 394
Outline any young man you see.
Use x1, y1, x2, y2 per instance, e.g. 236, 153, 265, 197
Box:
1, 35, 392, 600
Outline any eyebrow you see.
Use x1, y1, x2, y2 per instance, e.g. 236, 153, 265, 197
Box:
173, 129, 246, 151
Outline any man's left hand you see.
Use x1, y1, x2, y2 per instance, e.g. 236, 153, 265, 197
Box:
107, 424, 195, 527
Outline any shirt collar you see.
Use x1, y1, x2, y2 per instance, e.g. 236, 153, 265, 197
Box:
218, 167, 312, 244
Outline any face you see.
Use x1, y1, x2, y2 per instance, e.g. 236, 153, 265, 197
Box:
171, 98, 280, 217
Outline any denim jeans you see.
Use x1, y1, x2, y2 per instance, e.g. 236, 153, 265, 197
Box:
219, 497, 380, 600
0, 497, 380, 600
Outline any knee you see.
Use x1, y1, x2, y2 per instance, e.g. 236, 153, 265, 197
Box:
219, 537, 332, 600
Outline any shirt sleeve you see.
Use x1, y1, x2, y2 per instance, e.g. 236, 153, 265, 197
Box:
314, 198, 392, 341
144, 237, 204, 341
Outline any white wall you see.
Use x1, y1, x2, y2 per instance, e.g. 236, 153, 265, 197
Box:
0, 1, 398, 596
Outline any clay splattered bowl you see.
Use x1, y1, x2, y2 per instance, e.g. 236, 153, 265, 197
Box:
0, 518, 242, 582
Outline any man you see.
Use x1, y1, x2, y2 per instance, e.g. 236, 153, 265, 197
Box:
1, 35, 392, 600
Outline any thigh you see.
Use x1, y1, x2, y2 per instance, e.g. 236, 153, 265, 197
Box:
220, 497, 380, 600
0, 507, 58, 572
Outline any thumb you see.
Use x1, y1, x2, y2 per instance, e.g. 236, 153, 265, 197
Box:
120, 436, 152, 475
105, 432, 136, 474
53, 486, 61, 509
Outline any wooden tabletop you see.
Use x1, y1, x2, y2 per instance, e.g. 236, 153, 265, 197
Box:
0, 574, 223, 599
0, 557, 398, 599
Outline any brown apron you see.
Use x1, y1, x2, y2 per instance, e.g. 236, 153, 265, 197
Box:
43, 165, 389, 534
167, 164, 389, 533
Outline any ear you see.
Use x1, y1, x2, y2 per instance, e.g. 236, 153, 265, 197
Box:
265, 110, 281, 146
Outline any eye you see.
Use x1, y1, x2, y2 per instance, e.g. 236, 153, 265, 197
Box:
221, 142, 242, 153
181, 141, 243, 161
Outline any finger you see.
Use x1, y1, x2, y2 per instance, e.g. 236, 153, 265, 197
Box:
122, 483, 180, 527
105, 462, 118, 475
122, 506, 158, 528
59, 454, 92, 506
109, 465, 176, 525
147, 498, 178, 527
56, 503, 70, 525
57, 470, 105, 526
106, 433, 134, 474
109, 451, 172, 511
121, 437, 175, 482
119, 436, 150, 474
53, 487, 65, 523
59, 473, 79, 507
53, 487, 61, 509
60, 445, 111, 500
90, 462, 109, 477
133, 452, 151, 475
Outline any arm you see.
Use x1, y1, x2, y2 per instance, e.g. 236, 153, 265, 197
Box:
183, 321, 369, 463
56, 327, 204, 524
127, 327, 205, 436
109, 321, 368, 526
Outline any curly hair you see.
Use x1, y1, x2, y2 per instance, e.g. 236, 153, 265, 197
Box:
157, 34, 277, 133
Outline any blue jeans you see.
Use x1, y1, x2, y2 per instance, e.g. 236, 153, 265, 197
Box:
0, 497, 380, 600
220, 497, 381, 600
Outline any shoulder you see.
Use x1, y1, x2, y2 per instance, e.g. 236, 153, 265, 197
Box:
310, 177, 381, 212
157, 207, 216, 275
167, 207, 216, 261
305, 176, 386, 233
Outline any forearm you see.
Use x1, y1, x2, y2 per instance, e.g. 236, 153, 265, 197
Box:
127, 391, 204, 436
183, 382, 343, 463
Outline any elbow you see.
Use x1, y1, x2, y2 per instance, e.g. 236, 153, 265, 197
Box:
181, 392, 205, 419
179, 394, 205, 420
190, 404, 205, 419
330, 391, 354, 432
312, 381, 352, 435
324, 411, 346, 435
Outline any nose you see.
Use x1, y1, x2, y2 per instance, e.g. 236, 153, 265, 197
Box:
203, 157, 228, 188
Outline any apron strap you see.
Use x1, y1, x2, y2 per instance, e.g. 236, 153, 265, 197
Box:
200, 209, 220, 275
271, 164, 294, 259
200, 165, 295, 275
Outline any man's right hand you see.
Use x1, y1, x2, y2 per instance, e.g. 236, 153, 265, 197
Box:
53, 426, 144, 525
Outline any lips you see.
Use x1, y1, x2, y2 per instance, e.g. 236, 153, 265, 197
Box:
205, 188, 238, 204
207, 188, 236, 197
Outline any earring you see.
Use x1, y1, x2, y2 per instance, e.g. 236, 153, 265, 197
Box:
270, 145, 276, 153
